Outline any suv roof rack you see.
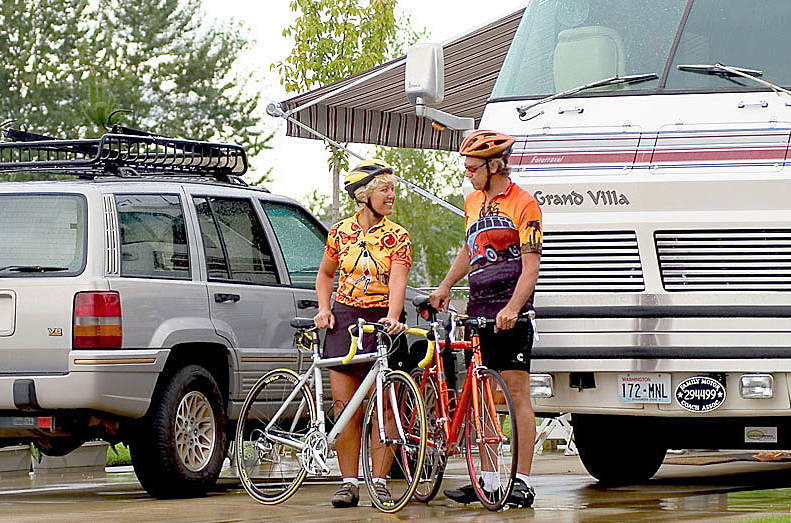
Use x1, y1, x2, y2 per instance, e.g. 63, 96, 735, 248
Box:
0, 129, 248, 182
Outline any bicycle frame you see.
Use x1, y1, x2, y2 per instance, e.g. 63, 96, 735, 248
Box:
263, 319, 432, 471
416, 321, 505, 455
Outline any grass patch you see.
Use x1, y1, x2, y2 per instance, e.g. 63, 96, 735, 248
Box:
106, 443, 131, 467
737, 516, 791, 523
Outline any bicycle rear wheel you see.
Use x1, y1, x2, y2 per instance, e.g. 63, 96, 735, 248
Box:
464, 367, 518, 511
235, 369, 315, 504
410, 368, 447, 503
361, 369, 426, 513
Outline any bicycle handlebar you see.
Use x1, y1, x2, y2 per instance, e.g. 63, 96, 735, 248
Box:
346, 320, 435, 368
456, 310, 535, 330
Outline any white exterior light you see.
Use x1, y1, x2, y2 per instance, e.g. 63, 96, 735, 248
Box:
740, 374, 774, 399
530, 374, 554, 398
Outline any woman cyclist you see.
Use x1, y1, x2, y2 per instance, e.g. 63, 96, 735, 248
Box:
313, 159, 412, 508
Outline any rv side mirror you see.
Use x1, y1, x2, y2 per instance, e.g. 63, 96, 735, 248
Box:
405, 43, 444, 106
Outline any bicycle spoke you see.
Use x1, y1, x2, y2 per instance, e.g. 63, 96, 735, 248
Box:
361, 370, 426, 513
236, 369, 315, 504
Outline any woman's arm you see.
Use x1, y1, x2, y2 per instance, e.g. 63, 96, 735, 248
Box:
380, 262, 409, 334
314, 254, 339, 329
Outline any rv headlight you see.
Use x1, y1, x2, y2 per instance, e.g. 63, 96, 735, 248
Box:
530, 374, 554, 398
740, 374, 774, 399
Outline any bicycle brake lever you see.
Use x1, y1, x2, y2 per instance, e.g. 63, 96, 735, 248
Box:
356, 318, 365, 353
527, 310, 539, 342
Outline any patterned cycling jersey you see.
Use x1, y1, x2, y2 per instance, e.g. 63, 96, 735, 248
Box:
325, 213, 411, 308
464, 181, 542, 315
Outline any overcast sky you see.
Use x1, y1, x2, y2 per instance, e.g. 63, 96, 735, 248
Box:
201, 0, 527, 201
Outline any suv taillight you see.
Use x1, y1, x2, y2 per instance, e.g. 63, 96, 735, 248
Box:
73, 292, 122, 349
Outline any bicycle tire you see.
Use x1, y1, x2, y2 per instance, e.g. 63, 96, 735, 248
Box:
410, 368, 447, 503
236, 368, 316, 504
361, 369, 427, 513
464, 367, 518, 511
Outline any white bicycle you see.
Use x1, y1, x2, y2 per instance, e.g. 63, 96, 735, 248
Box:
235, 317, 434, 513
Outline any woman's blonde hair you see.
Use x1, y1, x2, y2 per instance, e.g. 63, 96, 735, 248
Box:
354, 173, 397, 210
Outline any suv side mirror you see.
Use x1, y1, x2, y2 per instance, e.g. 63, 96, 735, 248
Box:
405, 43, 445, 106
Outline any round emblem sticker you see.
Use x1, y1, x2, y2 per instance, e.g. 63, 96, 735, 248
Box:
675, 376, 726, 412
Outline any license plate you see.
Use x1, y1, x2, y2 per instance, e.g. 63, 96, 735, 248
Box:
618, 373, 671, 403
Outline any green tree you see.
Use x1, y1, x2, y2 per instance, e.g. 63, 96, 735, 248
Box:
0, 0, 92, 137
0, 0, 271, 171
274, 0, 401, 223
376, 147, 465, 288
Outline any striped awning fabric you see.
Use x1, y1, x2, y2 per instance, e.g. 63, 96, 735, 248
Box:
279, 8, 524, 152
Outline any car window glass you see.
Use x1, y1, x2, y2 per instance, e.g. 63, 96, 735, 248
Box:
0, 194, 86, 277
261, 202, 326, 289
116, 194, 189, 280
195, 196, 279, 285
193, 197, 231, 280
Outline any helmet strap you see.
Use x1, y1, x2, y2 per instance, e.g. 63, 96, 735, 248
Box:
483, 160, 493, 192
365, 198, 384, 220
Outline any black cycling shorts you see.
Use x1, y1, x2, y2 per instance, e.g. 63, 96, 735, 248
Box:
465, 321, 533, 373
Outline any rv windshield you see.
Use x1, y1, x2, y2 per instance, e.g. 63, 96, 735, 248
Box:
493, 0, 791, 100
492, 0, 685, 99
666, 0, 791, 90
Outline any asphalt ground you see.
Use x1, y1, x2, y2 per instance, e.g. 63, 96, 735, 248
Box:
2, 451, 791, 522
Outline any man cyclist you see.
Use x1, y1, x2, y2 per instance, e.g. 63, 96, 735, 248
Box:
430, 129, 541, 508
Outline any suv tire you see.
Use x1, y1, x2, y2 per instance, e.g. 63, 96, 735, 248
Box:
131, 365, 227, 498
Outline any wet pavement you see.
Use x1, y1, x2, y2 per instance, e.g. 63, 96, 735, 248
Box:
2, 452, 791, 522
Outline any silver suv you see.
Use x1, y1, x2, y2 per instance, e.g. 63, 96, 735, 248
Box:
0, 129, 328, 497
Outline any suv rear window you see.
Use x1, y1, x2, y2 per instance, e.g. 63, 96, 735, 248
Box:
0, 194, 87, 277
116, 194, 190, 280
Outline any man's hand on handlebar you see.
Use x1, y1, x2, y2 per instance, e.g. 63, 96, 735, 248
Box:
379, 316, 407, 335
429, 284, 451, 312
495, 304, 521, 332
313, 308, 335, 330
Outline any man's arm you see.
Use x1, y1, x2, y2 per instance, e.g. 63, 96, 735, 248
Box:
495, 251, 540, 331
429, 244, 470, 311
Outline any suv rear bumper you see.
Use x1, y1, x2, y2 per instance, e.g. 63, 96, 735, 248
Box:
0, 350, 169, 418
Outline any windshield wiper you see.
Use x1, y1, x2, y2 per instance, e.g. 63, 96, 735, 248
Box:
677, 63, 791, 98
0, 265, 69, 273
516, 73, 659, 120
677, 63, 763, 78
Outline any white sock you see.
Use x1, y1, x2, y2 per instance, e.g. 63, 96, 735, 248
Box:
481, 471, 501, 491
515, 473, 531, 487
342, 477, 359, 488
372, 477, 387, 487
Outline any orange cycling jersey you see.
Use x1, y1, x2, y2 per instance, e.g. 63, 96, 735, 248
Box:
325, 213, 412, 308
464, 181, 542, 313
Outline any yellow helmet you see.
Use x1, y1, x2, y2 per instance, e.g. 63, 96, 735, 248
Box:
343, 159, 393, 199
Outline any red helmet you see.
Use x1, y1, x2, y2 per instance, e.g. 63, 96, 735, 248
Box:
459, 129, 515, 159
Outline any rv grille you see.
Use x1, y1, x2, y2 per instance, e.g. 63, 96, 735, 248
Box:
537, 231, 644, 292
656, 229, 791, 291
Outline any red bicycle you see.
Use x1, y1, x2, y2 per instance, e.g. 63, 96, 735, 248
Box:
409, 295, 527, 511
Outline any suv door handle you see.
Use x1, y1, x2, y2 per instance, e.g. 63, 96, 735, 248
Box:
214, 293, 241, 303
297, 299, 319, 309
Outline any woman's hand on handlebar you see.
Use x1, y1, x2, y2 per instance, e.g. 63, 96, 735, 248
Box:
379, 316, 407, 335
313, 308, 335, 330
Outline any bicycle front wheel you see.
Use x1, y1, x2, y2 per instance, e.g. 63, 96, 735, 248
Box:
361, 369, 426, 513
464, 367, 518, 511
235, 368, 316, 504
410, 368, 447, 503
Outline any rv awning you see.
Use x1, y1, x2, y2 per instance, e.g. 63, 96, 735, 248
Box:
279, 8, 523, 152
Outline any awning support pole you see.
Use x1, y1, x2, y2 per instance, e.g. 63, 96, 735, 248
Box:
267, 102, 464, 217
